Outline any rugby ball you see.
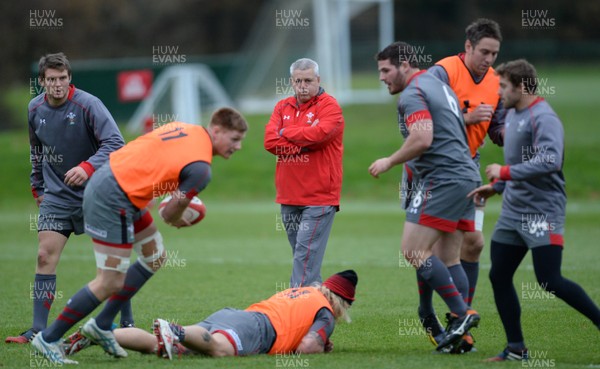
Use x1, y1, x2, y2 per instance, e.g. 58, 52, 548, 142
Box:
158, 196, 206, 225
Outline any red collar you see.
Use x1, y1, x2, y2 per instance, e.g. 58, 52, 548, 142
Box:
406, 70, 426, 86
528, 96, 545, 108
67, 84, 76, 100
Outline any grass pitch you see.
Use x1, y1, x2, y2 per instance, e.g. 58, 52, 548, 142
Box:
1, 65, 599, 368
1, 200, 599, 369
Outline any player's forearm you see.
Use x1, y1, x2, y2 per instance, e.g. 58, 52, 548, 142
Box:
487, 116, 505, 147
29, 156, 44, 196
488, 100, 506, 146
296, 331, 325, 354
160, 192, 191, 223
491, 179, 505, 194
501, 160, 562, 181
388, 134, 430, 167
86, 134, 125, 171
84, 102, 125, 170
29, 129, 44, 191
30, 162, 44, 190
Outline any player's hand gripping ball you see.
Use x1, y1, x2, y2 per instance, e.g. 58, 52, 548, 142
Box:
158, 196, 206, 225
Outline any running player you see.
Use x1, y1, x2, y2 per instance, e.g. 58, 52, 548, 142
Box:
31, 109, 248, 364
65, 270, 357, 359
370, 41, 481, 351
468, 59, 600, 361
5, 53, 127, 344
418, 18, 505, 352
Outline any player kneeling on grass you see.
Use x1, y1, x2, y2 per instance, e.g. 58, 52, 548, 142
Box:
468, 59, 600, 361
31, 108, 248, 365
65, 270, 358, 359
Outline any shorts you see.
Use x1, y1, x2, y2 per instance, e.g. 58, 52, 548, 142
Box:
37, 199, 84, 236
197, 308, 275, 356
472, 151, 481, 169
491, 214, 565, 248
82, 165, 144, 246
405, 178, 480, 233
400, 163, 415, 210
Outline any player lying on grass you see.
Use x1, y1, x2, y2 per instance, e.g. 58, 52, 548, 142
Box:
64, 270, 357, 359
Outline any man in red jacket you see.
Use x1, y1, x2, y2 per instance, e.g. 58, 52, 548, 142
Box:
264, 58, 344, 287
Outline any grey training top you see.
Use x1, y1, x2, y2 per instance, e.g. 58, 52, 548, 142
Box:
398, 70, 479, 181
492, 97, 566, 220
29, 84, 124, 205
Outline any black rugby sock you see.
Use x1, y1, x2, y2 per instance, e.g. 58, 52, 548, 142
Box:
532, 245, 600, 326
489, 240, 528, 343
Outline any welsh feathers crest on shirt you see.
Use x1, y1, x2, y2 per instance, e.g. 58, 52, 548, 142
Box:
66, 112, 76, 125
306, 112, 314, 124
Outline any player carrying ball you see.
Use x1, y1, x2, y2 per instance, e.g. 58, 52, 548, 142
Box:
31, 109, 248, 365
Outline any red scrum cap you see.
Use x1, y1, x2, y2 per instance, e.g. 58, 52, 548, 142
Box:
323, 270, 358, 305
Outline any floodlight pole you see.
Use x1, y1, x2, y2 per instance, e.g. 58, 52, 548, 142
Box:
314, 0, 393, 101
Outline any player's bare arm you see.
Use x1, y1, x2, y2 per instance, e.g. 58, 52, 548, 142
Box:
296, 331, 326, 354
159, 190, 192, 228
369, 119, 433, 178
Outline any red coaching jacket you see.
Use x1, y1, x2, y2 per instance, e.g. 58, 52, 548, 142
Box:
264, 89, 344, 207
